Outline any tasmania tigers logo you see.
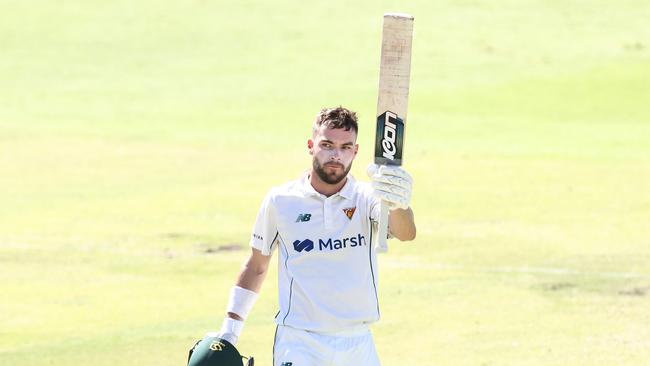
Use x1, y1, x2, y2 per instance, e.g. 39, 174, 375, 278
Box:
342, 207, 356, 220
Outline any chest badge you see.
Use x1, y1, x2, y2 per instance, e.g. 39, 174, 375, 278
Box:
342, 207, 356, 220
295, 213, 311, 222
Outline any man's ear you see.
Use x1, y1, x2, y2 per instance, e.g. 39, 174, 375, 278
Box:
354, 143, 359, 156
307, 139, 314, 155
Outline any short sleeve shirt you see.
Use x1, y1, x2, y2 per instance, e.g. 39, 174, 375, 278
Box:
250, 173, 382, 332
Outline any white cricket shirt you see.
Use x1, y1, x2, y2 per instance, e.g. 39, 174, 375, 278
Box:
250, 173, 382, 333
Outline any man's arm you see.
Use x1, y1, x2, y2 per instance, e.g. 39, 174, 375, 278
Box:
368, 164, 416, 242
227, 248, 272, 321
389, 207, 416, 241
216, 248, 271, 344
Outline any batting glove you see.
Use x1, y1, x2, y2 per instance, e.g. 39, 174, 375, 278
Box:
367, 163, 413, 210
215, 286, 258, 345
216, 318, 244, 345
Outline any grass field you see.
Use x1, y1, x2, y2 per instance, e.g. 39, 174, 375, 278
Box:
1, 1, 649, 365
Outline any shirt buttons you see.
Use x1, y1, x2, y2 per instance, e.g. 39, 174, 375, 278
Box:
323, 199, 330, 228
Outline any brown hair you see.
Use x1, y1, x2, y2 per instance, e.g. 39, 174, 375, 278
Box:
312, 106, 359, 136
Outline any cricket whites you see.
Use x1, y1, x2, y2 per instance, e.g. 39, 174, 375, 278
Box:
374, 13, 414, 252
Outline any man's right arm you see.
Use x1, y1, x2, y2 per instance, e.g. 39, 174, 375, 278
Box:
227, 248, 272, 321
216, 248, 272, 345
217, 188, 277, 344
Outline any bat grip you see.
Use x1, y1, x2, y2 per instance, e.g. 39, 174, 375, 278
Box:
377, 200, 389, 253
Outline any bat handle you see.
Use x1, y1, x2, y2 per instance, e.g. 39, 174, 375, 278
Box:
376, 200, 389, 253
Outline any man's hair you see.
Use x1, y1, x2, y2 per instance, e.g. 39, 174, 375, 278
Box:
312, 106, 358, 136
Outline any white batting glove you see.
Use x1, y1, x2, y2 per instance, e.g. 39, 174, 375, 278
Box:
216, 317, 244, 345
215, 286, 258, 345
367, 164, 413, 210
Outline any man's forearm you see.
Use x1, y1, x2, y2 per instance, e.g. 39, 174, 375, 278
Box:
235, 261, 268, 293
227, 249, 271, 320
388, 207, 416, 241
227, 270, 266, 320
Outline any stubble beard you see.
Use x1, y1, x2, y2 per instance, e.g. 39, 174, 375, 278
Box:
313, 158, 352, 185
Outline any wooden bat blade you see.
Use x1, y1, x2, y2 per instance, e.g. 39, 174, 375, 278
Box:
375, 13, 413, 167
374, 13, 414, 253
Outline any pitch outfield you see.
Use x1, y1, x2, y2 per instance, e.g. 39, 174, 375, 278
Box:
1, 1, 649, 365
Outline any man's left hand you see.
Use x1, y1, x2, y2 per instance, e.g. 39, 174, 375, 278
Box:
367, 164, 413, 210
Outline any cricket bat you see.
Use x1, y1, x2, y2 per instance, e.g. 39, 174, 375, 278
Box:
374, 13, 414, 252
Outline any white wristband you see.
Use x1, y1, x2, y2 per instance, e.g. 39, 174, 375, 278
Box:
226, 286, 258, 320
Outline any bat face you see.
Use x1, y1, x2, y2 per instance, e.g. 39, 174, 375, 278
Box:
373, 13, 413, 252
374, 14, 412, 168
374, 111, 405, 166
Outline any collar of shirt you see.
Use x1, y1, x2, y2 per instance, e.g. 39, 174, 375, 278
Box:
301, 172, 355, 200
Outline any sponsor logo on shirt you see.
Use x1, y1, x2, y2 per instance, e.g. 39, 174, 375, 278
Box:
319, 234, 366, 251
292, 234, 366, 253
293, 239, 314, 252
342, 207, 356, 220
295, 213, 312, 222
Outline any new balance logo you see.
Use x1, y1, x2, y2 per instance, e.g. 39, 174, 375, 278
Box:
293, 239, 314, 252
295, 213, 311, 222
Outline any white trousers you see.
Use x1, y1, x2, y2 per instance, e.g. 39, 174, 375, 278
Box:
273, 325, 381, 366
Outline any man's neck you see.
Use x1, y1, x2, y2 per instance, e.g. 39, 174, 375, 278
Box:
309, 171, 347, 197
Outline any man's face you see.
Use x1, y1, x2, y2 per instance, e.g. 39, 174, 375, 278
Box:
308, 125, 359, 185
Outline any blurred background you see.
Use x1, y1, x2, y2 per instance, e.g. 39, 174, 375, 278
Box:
1, 1, 649, 365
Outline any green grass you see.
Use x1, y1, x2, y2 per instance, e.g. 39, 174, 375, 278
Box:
1, 0, 649, 365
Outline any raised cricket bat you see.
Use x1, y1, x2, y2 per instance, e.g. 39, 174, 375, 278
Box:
374, 13, 414, 252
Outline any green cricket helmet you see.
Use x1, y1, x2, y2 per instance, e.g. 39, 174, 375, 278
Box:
187, 334, 254, 366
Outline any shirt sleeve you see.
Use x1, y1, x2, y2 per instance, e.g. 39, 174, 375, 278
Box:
249, 190, 280, 256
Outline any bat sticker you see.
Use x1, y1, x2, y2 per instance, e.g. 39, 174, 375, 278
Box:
374, 111, 405, 166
